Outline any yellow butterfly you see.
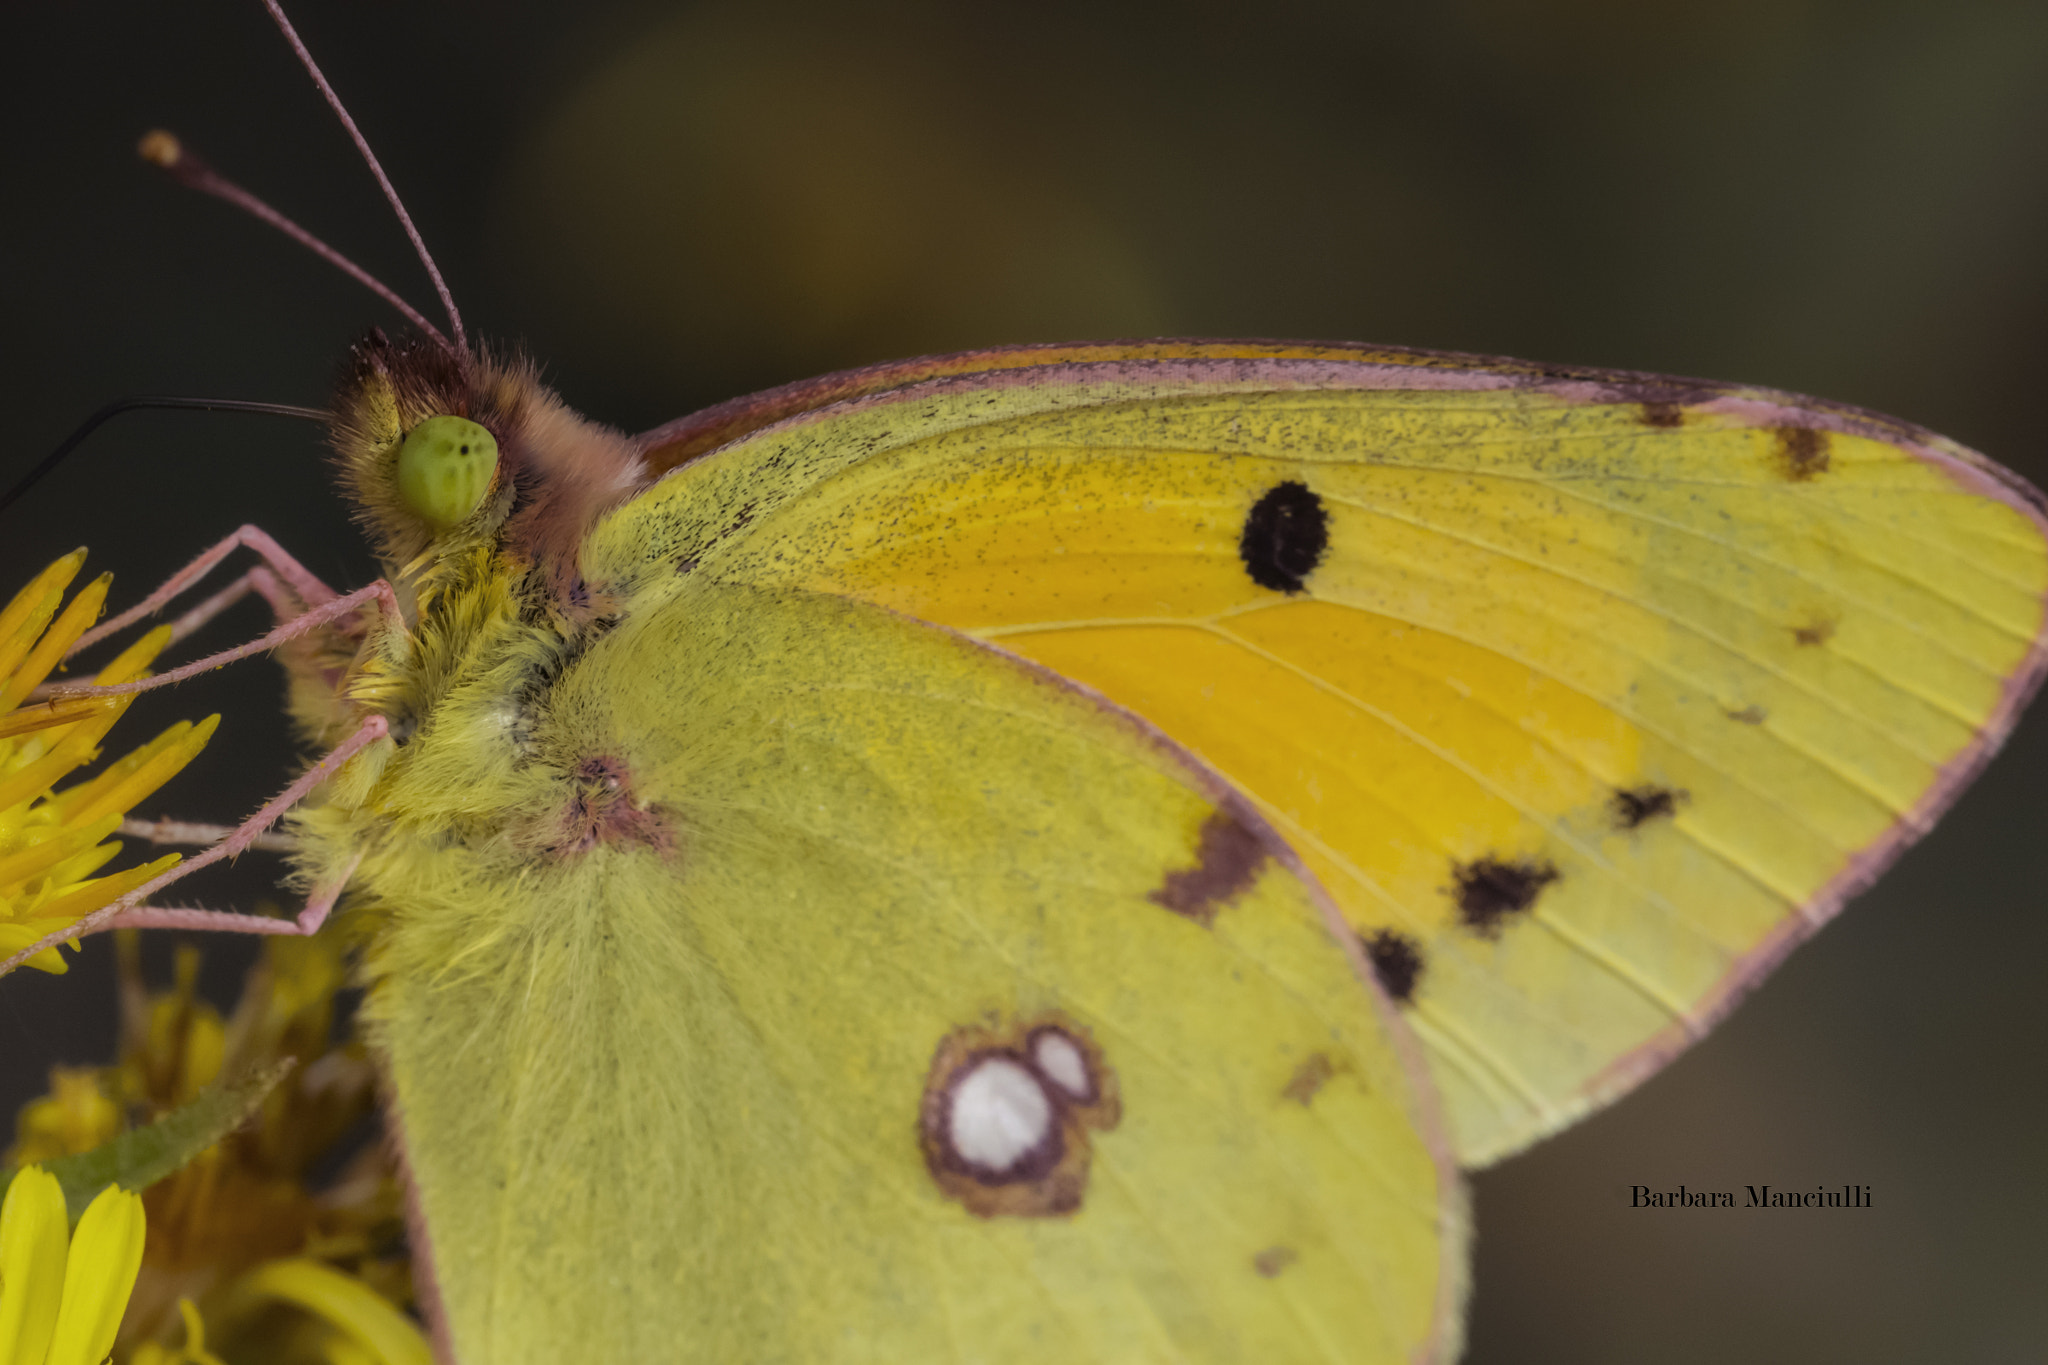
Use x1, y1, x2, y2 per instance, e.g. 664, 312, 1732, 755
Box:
15, 6, 2048, 1363
300, 334, 2048, 1365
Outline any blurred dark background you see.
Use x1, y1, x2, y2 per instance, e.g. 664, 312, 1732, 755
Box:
3, 2, 2044, 1360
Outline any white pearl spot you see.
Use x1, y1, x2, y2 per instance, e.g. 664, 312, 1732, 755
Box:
1031, 1031, 1091, 1100
949, 1057, 1053, 1174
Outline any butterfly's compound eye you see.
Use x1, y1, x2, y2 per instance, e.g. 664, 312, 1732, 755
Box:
395, 415, 499, 530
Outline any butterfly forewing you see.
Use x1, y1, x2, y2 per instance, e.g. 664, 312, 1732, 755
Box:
610, 345, 2048, 1166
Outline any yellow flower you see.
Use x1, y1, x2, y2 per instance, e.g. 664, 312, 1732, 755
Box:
127, 1267, 436, 1365
0, 1168, 147, 1365
8, 1072, 119, 1171
211, 1260, 434, 1365
129, 1299, 224, 1365
0, 552, 217, 974
10, 933, 432, 1363
0, 552, 430, 1363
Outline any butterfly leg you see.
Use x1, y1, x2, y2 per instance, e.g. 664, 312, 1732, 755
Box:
101, 850, 361, 937
156, 564, 309, 653
68, 524, 343, 657
118, 817, 299, 855
48, 579, 401, 702
0, 713, 389, 975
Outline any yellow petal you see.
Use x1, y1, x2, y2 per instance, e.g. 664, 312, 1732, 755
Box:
0, 576, 110, 713
11, 1069, 121, 1167
0, 817, 121, 898
0, 1166, 69, 1365
0, 555, 83, 660
0, 699, 118, 745
231, 1260, 433, 1365
0, 923, 68, 975
28, 852, 179, 926
90, 625, 173, 690
320, 1337, 382, 1365
0, 587, 68, 698
0, 728, 105, 823
63, 715, 219, 828
42, 1185, 143, 1365
131, 1298, 227, 1365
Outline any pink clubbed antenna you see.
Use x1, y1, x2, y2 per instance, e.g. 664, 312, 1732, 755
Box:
138, 131, 453, 352
259, 0, 468, 353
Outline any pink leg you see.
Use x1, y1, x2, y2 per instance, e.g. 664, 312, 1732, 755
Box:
166, 573, 263, 644
29, 568, 327, 703
101, 908, 304, 937
244, 567, 305, 625
70, 525, 342, 657
48, 579, 400, 702
106, 850, 362, 936
160, 563, 304, 649
119, 817, 299, 854
0, 714, 389, 977
24, 569, 317, 705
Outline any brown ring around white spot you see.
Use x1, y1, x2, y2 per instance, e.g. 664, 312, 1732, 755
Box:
918, 1013, 1122, 1220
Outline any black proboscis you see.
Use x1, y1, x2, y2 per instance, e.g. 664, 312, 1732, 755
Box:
0, 397, 331, 517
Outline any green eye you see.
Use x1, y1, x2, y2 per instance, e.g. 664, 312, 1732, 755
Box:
395, 416, 499, 530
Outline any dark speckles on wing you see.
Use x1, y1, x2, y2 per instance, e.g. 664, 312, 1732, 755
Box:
1792, 616, 1837, 647
1239, 481, 1329, 593
1604, 379, 1720, 411
1450, 856, 1559, 938
1609, 785, 1687, 831
1281, 1053, 1337, 1105
1772, 426, 1831, 481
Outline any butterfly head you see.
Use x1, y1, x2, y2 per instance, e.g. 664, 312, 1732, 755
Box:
329, 328, 648, 600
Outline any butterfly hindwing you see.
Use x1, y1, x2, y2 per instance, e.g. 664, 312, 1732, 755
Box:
359, 559, 1462, 1363
606, 343, 2048, 1166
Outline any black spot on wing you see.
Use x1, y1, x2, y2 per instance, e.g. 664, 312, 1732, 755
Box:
1723, 703, 1767, 725
1609, 785, 1687, 831
1772, 426, 1831, 481
1451, 856, 1559, 938
1362, 928, 1425, 1003
1239, 481, 1329, 593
